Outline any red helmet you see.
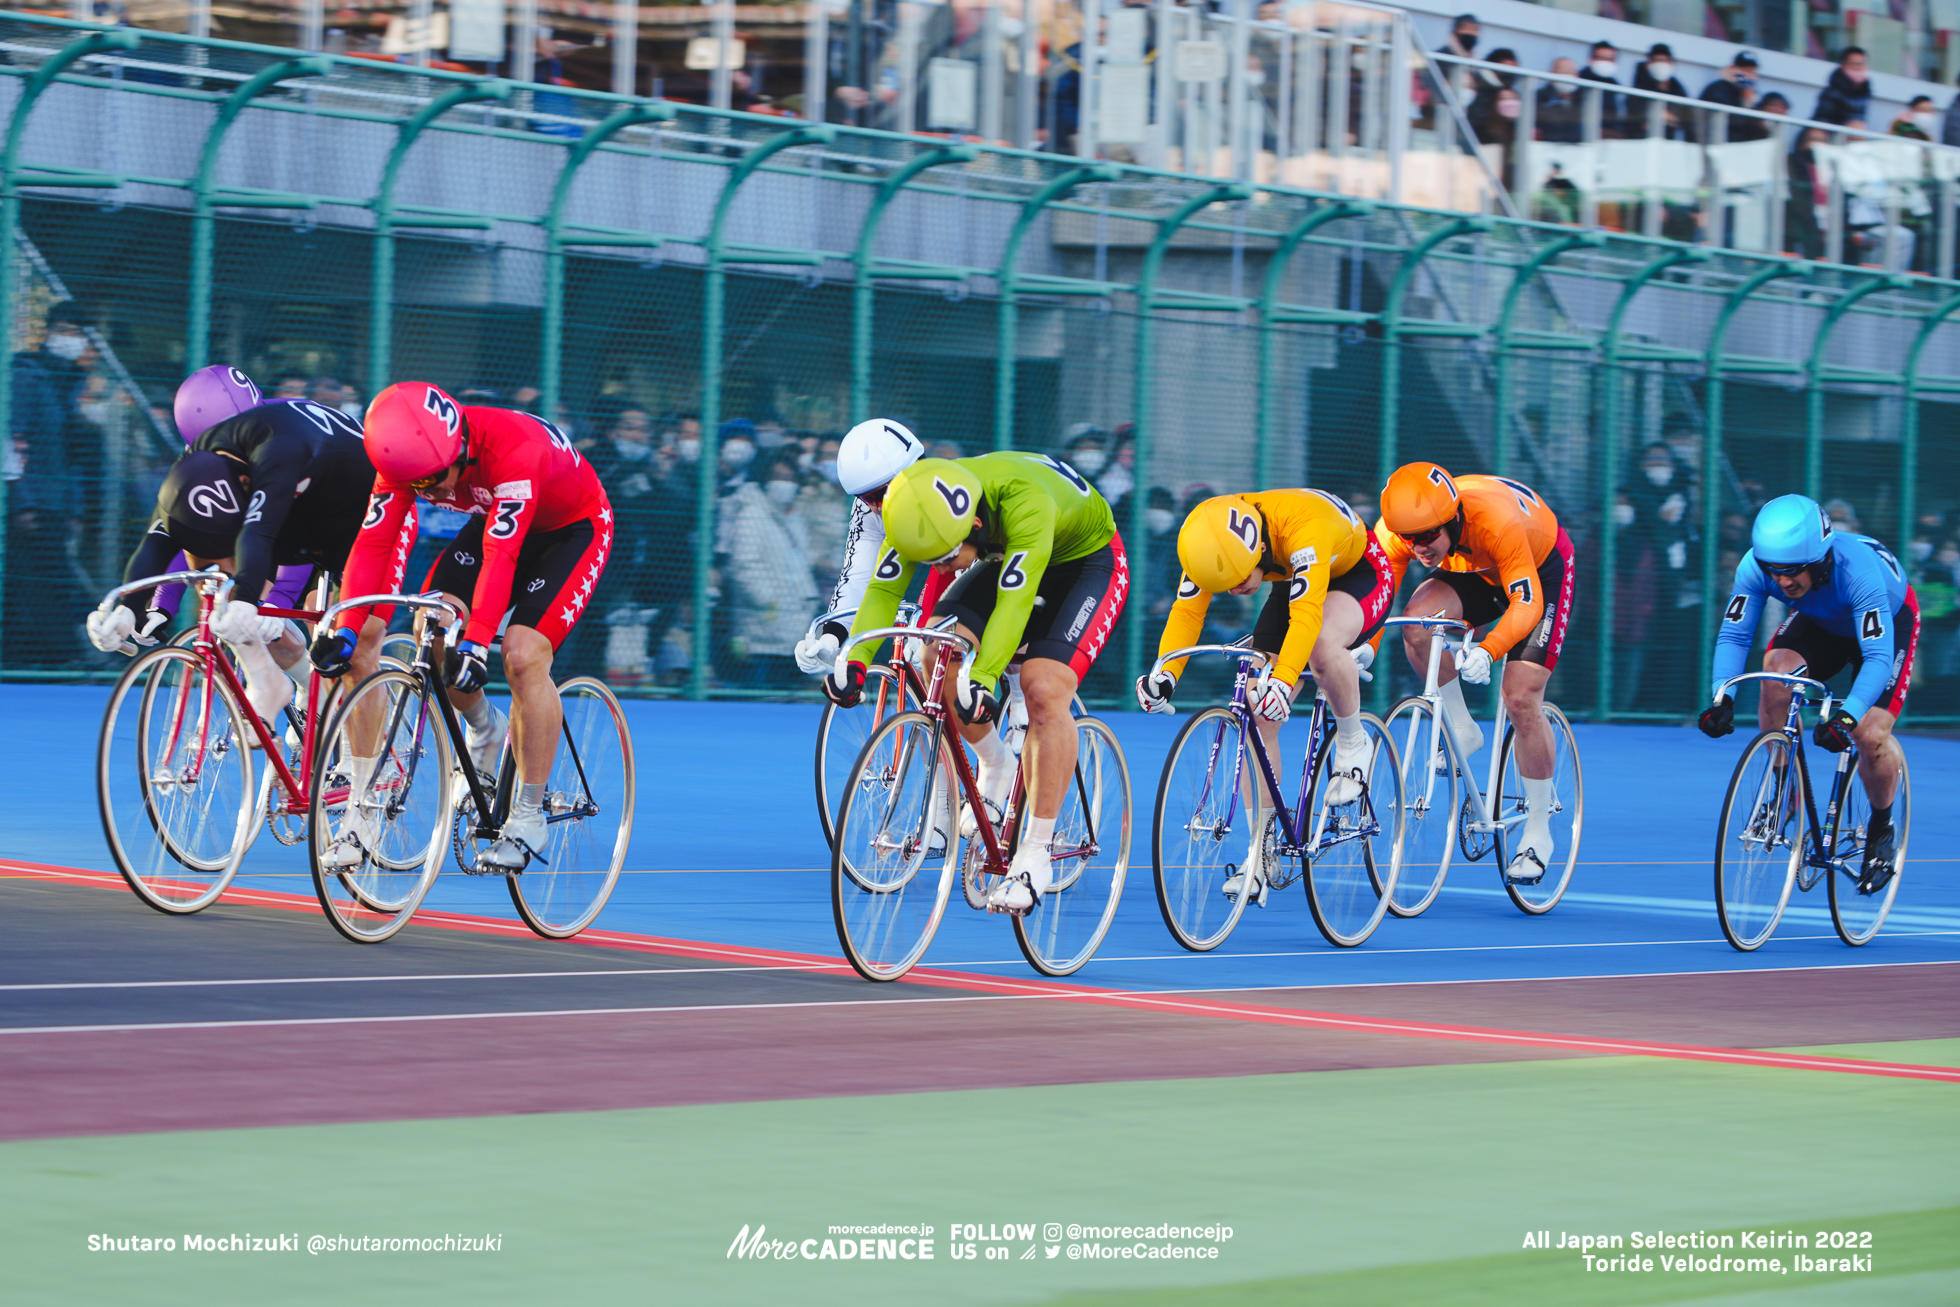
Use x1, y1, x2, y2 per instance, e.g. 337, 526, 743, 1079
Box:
365, 382, 467, 484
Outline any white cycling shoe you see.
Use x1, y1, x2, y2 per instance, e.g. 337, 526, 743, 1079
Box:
1323, 735, 1370, 807
477, 811, 547, 876
1506, 825, 1554, 884
1222, 825, 1272, 908
960, 760, 1015, 839
987, 840, 1052, 915
321, 807, 381, 870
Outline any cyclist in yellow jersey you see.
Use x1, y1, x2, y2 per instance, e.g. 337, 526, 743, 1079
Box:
1137, 490, 1393, 903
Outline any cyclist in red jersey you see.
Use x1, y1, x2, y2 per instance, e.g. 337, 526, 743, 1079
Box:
312, 382, 613, 873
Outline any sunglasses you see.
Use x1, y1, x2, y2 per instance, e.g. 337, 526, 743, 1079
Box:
1400, 526, 1447, 548
1760, 560, 1810, 578
856, 485, 887, 509
408, 468, 450, 492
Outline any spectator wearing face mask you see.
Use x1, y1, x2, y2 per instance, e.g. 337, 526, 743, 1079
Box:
1466, 48, 1520, 145
1630, 43, 1693, 141
1062, 422, 1109, 481
1536, 59, 1583, 144
1101, 424, 1137, 516
1814, 47, 1872, 127
1578, 41, 1628, 138
795, 433, 852, 596
1437, 14, 1483, 98
1890, 95, 1937, 141
712, 432, 818, 688
1143, 486, 1182, 626
582, 403, 667, 682
1623, 441, 1698, 710
5, 299, 98, 667
1701, 51, 1767, 141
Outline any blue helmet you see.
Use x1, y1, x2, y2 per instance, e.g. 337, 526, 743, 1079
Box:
1751, 494, 1833, 568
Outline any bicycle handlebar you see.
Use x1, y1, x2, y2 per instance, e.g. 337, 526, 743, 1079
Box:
1382, 615, 1471, 636
805, 601, 921, 643
323, 592, 460, 629
97, 567, 234, 614
1715, 670, 1831, 704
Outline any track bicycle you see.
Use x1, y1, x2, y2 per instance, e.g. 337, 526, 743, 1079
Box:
829, 626, 1129, 980
1379, 616, 1583, 917
811, 603, 1085, 848
1710, 671, 1910, 951
1151, 642, 1405, 950
309, 591, 635, 943
94, 568, 344, 914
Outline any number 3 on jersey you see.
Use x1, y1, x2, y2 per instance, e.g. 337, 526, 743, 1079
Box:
488, 500, 525, 540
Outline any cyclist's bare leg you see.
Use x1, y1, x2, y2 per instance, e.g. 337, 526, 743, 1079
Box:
1501, 659, 1553, 780
1757, 647, 1804, 730
1018, 657, 1079, 821
500, 626, 561, 786
1853, 707, 1901, 808
1397, 579, 1469, 679
1249, 591, 1366, 800
341, 613, 392, 757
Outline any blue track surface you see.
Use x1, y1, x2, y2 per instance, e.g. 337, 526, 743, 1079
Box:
9, 684, 1956, 991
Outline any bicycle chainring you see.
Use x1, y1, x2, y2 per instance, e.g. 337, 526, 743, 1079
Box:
1458, 793, 1495, 862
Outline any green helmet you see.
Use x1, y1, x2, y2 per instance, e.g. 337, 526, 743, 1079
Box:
883, 458, 983, 563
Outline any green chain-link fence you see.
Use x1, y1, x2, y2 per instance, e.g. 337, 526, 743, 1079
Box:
4, 12, 1958, 721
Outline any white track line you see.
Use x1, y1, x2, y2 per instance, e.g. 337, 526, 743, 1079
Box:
0, 963, 844, 993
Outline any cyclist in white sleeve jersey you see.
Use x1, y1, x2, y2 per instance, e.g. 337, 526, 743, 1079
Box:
793, 418, 926, 675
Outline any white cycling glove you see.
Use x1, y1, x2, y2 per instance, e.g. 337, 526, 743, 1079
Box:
212, 599, 283, 646
87, 606, 136, 654
794, 629, 843, 677
1135, 669, 1176, 714
1252, 676, 1293, 724
1351, 642, 1375, 682
1455, 643, 1494, 686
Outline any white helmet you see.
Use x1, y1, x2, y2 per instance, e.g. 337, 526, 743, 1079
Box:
837, 418, 923, 498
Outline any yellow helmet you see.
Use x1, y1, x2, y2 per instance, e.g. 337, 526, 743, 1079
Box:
1177, 495, 1266, 592
881, 458, 983, 563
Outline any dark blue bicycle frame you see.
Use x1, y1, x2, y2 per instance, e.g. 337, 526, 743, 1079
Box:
1194, 653, 1338, 857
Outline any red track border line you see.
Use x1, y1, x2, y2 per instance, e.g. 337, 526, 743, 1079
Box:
9, 858, 1958, 1085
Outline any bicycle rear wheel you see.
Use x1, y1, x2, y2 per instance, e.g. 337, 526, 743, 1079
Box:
1302, 714, 1403, 947
1713, 730, 1804, 952
1151, 706, 1254, 952
97, 645, 258, 914
1494, 704, 1584, 915
309, 669, 451, 943
831, 710, 957, 980
1826, 748, 1908, 946
1381, 696, 1456, 918
508, 677, 634, 938
1014, 717, 1131, 977
815, 665, 910, 847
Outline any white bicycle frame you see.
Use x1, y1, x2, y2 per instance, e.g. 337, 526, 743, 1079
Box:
1385, 615, 1527, 851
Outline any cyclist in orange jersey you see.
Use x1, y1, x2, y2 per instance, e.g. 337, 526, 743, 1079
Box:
1375, 463, 1576, 884
1139, 489, 1395, 905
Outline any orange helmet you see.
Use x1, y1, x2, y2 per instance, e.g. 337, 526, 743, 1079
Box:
1380, 462, 1462, 537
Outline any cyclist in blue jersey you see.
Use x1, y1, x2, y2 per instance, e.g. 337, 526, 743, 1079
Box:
1699, 494, 1919, 894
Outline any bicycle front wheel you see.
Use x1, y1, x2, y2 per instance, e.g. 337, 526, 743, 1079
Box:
814, 665, 910, 847
508, 677, 634, 938
97, 645, 258, 914
1494, 703, 1584, 915
831, 710, 957, 980
1713, 730, 1804, 952
309, 669, 451, 943
1827, 747, 1908, 946
1381, 696, 1456, 917
1014, 717, 1131, 977
1302, 714, 1403, 947
1151, 706, 1254, 952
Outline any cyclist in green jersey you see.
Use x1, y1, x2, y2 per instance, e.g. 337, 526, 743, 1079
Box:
826, 453, 1130, 913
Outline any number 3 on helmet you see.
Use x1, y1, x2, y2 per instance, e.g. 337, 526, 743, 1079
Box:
1177, 495, 1266, 593
366, 382, 468, 484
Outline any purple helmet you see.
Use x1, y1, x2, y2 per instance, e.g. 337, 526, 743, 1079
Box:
173, 365, 263, 444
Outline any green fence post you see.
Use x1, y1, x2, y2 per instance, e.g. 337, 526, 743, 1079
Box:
1594, 246, 1709, 721
370, 79, 511, 401
0, 25, 139, 672
538, 100, 672, 418
186, 55, 331, 371
849, 144, 978, 426
1490, 231, 1602, 478
1254, 199, 1373, 490
1378, 217, 1491, 490
1802, 273, 1903, 502
1899, 293, 1960, 565
1701, 260, 1811, 699
693, 122, 837, 699
992, 163, 1121, 451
